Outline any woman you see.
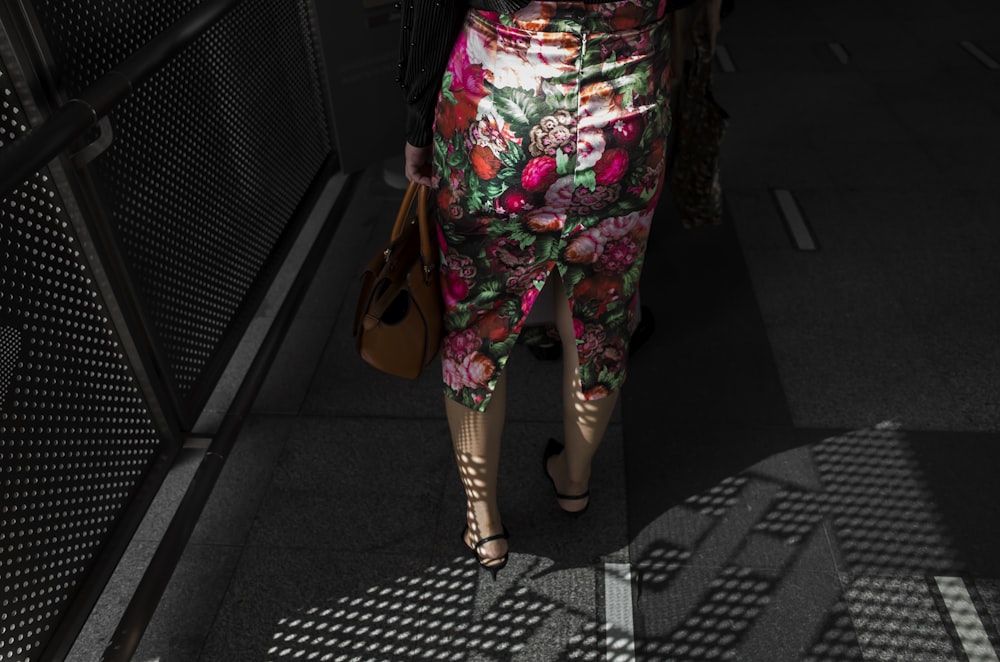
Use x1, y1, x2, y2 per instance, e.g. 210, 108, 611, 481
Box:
399, 0, 693, 577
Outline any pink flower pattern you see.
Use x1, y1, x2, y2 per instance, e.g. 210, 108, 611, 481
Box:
432, 0, 671, 411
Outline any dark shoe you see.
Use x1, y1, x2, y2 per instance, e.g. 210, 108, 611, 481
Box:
462, 526, 510, 580
543, 438, 590, 516
520, 325, 562, 361
629, 305, 655, 356
527, 339, 561, 361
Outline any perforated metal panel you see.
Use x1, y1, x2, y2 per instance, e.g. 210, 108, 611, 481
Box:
29, 0, 333, 403
1, 55, 163, 662
31, 1, 202, 93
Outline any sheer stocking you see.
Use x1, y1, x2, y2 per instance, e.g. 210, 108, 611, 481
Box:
445, 369, 508, 566
548, 270, 620, 512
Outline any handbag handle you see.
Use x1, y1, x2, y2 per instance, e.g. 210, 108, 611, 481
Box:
390, 181, 436, 282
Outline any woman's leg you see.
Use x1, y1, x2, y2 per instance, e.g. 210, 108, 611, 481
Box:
445, 369, 509, 565
546, 271, 620, 512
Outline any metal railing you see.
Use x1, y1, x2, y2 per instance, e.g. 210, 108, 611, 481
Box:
97, 168, 356, 662
1, 0, 344, 659
0, 0, 243, 194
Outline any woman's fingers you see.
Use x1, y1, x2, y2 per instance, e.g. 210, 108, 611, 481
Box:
405, 142, 434, 187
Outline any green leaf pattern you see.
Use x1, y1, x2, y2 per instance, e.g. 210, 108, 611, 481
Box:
432, 1, 671, 411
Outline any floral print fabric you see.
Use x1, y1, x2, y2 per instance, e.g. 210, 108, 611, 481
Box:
433, 0, 671, 411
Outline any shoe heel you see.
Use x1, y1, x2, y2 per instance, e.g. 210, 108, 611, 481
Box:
462, 526, 510, 579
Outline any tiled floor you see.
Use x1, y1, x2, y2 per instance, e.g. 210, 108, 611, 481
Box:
70, 0, 1000, 659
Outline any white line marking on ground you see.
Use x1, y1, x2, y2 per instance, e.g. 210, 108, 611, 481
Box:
774, 189, 817, 251
715, 45, 737, 73
935, 577, 1000, 662
605, 563, 636, 662
960, 41, 1000, 70
828, 42, 850, 65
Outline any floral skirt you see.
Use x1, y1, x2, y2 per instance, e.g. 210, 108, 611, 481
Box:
433, 0, 671, 411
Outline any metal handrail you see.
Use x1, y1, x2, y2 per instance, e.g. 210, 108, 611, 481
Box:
94, 166, 356, 662
0, 0, 244, 195
0, 1, 250, 659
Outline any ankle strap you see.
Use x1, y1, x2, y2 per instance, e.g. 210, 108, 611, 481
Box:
555, 490, 590, 500
474, 528, 510, 550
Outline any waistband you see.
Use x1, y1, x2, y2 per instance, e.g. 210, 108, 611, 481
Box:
467, 0, 669, 36
466, 0, 627, 9
465, 0, 528, 10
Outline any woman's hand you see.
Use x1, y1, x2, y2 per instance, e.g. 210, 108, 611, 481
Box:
695, 0, 723, 56
405, 142, 434, 188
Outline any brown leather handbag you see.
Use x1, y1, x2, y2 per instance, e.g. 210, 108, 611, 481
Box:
353, 182, 442, 379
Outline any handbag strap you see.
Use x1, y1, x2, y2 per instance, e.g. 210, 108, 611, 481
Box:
391, 180, 420, 238
391, 181, 436, 282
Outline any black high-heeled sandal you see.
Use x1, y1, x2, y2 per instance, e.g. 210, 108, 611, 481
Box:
461, 526, 510, 580
543, 438, 590, 516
